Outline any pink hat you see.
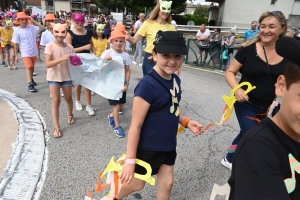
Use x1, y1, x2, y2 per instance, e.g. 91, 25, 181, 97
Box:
6, 12, 12, 17
70, 55, 82, 66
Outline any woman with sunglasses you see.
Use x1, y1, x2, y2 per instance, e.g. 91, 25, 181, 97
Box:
126, 0, 176, 76
221, 11, 289, 171
209, 28, 222, 68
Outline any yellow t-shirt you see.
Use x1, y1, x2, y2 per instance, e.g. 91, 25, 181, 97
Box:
92, 37, 108, 57
0, 27, 14, 47
137, 20, 176, 53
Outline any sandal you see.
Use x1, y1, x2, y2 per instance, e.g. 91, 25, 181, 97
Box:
53, 128, 61, 138
68, 114, 75, 125
7, 65, 12, 70
12, 64, 17, 70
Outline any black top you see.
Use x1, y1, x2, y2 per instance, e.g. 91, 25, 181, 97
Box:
229, 118, 300, 200
235, 43, 288, 106
67, 29, 93, 53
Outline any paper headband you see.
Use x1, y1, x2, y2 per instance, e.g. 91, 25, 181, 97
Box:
72, 13, 86, 25
159, 0, 172, 13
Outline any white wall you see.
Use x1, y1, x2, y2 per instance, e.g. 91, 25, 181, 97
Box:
292, 1, 300, 15
54, 1, 71, 13
221, 0, 294, 28
41, 0, 46, 10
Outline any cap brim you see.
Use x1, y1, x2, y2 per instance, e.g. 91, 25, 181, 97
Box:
108, 35, 129, 43
156, 45, 188, 55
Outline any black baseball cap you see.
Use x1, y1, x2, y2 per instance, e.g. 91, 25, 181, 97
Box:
275, 37, 300, 65
153, 30, 188, 55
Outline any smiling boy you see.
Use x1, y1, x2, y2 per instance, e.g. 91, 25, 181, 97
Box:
228, 37, 300, 200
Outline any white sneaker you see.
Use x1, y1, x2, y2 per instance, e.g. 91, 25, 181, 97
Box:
75, 101, 83, 111
33, 72, 36, 76
60, 88, 64, 97
139, 63, 142, 66
86, 105, 95, 116
132, 61, 137, 65
221, 157, 232, 171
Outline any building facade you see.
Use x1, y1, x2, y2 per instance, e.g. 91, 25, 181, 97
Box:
206, 0, 300, 28
41, 0, 92, 13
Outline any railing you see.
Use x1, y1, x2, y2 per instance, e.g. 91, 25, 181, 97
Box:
177, 25, 248, 35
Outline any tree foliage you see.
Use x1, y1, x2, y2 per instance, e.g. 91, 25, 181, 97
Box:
93, 0, 186, 15
193, 5, 209, 18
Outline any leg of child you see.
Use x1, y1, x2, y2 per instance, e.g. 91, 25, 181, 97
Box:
74, 85, 82, 102
156, 164, 174, 200
0, 47, 4, 64
115, 178, 145, 199
62, 85, 75, 124
49, 85, 61, 137
26, 67, 34, 82
85, 88, 92, 106
5, 49, 10, 69
10, 48, 15, 68
112, 104, 120, 127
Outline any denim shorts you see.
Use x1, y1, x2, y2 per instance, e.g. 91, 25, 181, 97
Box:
48, 80, 72, 86
3, 44, 13, 51
142, 52, 155, 76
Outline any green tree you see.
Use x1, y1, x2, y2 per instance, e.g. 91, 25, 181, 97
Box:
193, 5, 209, 18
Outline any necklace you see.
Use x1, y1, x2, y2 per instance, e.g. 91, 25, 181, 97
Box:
256, 42, 275, 56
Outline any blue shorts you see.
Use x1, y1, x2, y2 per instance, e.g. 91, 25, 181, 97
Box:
48, 80, 72, 86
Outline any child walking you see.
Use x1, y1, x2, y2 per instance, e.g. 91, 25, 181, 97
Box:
0, 19, 15, 69
12, 12, 45, 92
44, 23, 75, 138
100, 29, 130, 138
66, 13, 94, 116
113, 31, 204, 200
92, 24, 108, 57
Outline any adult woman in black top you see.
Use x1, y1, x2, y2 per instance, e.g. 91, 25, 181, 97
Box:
221, 11, 288, 170
209, 28, 222, 67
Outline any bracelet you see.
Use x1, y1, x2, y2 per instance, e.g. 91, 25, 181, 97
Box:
181, 117, 191, 128
125, 158, 136, 164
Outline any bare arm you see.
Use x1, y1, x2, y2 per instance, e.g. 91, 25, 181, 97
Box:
45, 53, 70, 68
30, 17, 45, 31
127, 33, 143, 45
121, 65, 130, 92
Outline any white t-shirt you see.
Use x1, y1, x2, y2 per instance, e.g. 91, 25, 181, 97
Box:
196, 29, 211, 46
84, 16, 88, 26
134, 20, 143, 30
12, 25, 39, 57
101, 48, 131, 67
40, 30, 55, 46
171, 20, 177, 27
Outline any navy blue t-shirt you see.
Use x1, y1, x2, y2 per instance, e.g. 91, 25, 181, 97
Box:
134, 69, 181, 152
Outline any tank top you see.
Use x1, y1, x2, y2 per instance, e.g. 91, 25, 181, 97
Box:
67, 29, 93, 53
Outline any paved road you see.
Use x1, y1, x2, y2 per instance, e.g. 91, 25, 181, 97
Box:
0, 51, 240, 200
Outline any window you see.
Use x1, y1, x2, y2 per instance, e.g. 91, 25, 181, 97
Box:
271, 0, 277, 5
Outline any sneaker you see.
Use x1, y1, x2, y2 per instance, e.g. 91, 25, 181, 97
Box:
114, 126, 125, 138
32, 79, 37, 86
86, 105, 95, 116
75, 101, 83, 111
28, 82, 37, 92
221, 157, 232, 171
119, 109, 124, 115
108, 115, 115, 128
132, 61, 137, 65
139, 63, 142, 66
33, 72, 36, 76
2, 62, 7, 67
60, 88, 64, 97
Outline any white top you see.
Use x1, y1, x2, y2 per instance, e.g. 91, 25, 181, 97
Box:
101, 48, 131, 66
171, 20, 177, 27
196, 29, 211, 46
84, 16, 88, 26
12, 25, 39, 57
40, 30, 55, 46
134, 20, 143, 30
125, 41, 131, 51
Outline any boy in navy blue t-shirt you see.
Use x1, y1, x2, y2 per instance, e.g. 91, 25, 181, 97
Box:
109, 31, 205, 200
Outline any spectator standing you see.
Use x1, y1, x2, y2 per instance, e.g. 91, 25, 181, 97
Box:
170, 15, 177, 30
209, 28, 222, 68
221, 28, 236, 71
132, 13, 145, 66
244, 21, 259, 40
109, 14, 116, 28
194, 24, 211, 65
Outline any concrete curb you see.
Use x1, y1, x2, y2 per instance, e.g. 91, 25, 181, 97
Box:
0, 89, 48, 200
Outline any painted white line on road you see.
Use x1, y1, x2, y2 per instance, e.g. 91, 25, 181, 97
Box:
0, 89, 48, 200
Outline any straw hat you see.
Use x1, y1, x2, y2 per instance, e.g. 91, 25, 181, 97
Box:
45, 14, 55, 21
16, 12, 29, 19
108, 29, 129, 42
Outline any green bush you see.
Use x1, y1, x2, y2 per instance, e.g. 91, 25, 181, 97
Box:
172, 15, 208, 26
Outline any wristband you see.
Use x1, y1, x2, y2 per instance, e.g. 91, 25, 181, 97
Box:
125, 158, 136, 164
125, 81, 129, 85
181, 117, 191, 128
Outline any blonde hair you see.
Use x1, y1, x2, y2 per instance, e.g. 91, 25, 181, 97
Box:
147, 0, 171, 23
242, 11, 287, 47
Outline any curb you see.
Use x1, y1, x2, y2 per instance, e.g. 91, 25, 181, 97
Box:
0, 89, 48, 200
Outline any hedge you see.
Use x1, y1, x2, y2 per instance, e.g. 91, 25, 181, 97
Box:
172, 15, 208, 26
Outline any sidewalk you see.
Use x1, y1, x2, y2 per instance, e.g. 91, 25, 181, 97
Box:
0, 98, 18, 178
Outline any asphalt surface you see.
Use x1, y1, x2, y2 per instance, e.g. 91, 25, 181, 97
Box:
0, 50, 240, 200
